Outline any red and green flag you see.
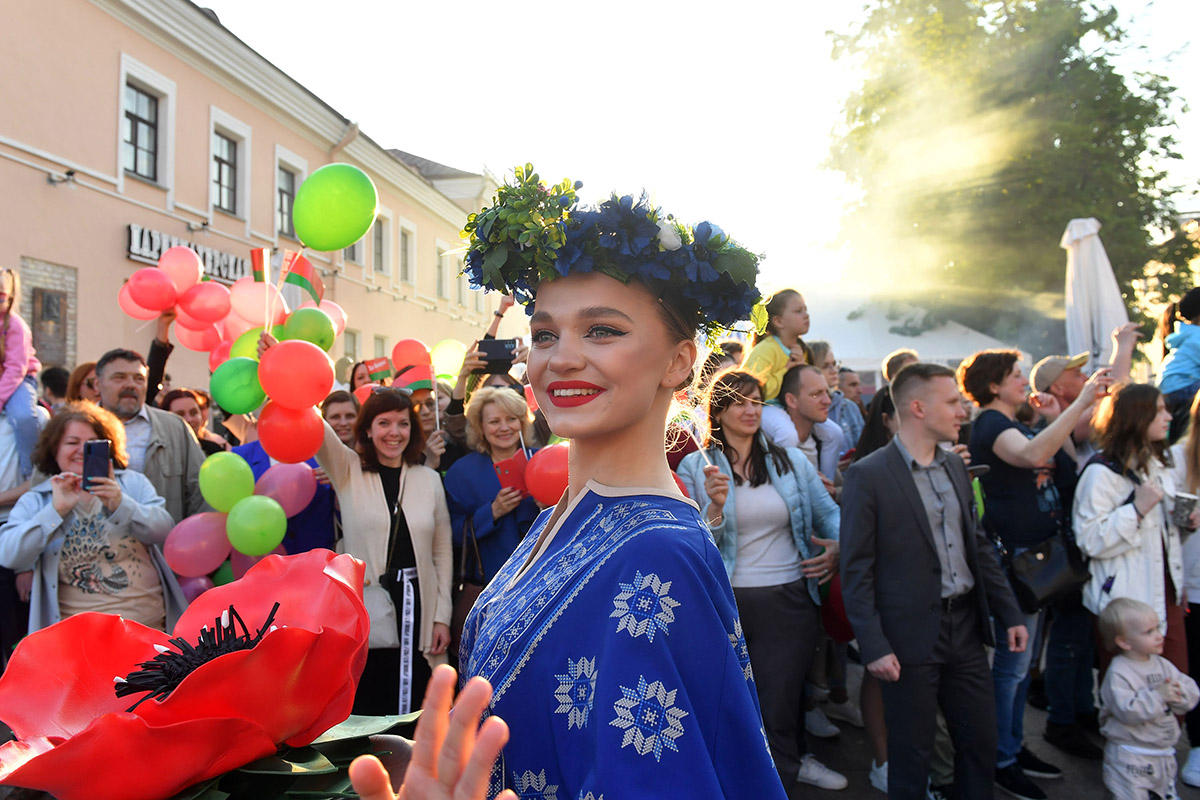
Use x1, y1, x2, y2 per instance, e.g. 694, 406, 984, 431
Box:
364, 357, 392, 383
280, 250, 325, 304
393, 363, 434, 393
250, 248, 270, 283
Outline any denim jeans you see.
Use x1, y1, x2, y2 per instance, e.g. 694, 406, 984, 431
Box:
5, 375, 40, 480
992, 598, 1045, 769
1042, 592, 1096, 726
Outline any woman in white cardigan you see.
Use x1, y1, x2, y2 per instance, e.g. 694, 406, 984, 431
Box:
1074, 383, 1189, 672
316, 386, 452, 716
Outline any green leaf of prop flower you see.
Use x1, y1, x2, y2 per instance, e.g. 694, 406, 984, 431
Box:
750, 301, 769, 335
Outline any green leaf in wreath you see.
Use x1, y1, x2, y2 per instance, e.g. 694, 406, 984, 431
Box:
311, 713, 422, 745
237, 746, 337, 775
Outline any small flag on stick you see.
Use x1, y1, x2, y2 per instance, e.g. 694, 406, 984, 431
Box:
364, 357, 392, 383
250, 248, 270, 283
280, 250, 324, 304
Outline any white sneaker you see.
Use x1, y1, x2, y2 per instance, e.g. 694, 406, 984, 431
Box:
824, 700, 864, 728
796, 754, 849, 790
1182, 746, 1200, 788
805, 707, 841, 738
869, 760, 888, 793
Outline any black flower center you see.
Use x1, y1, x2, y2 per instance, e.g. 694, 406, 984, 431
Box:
115, 603, 280, 711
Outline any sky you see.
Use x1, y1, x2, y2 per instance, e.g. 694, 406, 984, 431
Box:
200, 0, 1198, 300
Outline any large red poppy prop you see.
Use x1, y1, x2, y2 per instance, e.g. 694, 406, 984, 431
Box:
0, 549, 368, 800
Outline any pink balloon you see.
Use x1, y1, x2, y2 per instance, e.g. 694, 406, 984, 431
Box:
230, 544, 287, 580
174, 305, 210, 331
229, 276, 287, 326
163, 511, 231, 577
254, 462, 318, 517
176, 323, 222, 352
158, 246, 204, 294
221, 310, 258, 340
208, 339, 234, 372
303, 299, 347, 336
118, 282, 159, 321
179, 282, 232, 323
177, 574, 214, 602
127, 268, 177, 311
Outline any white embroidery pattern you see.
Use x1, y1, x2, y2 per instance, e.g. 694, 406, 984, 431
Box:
729, 618, 753, 681
610, 571, 680, 642
578, 793, 604, 800
553, 656, 597, 729
514, 769, 559, 800
610, 675, 688, 761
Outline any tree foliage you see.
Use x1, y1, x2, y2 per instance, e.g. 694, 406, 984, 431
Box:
828, 0, 1196, 347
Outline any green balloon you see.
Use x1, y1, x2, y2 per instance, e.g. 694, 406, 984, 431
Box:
210, 357, 267, 414
226, 495, 287, 556
293, 163, 379, 252
281, 307, 336, 351
198, 452, 255, 512
430, 339, 468, 380
231, 327, 265, 361
212, 561, 235, 586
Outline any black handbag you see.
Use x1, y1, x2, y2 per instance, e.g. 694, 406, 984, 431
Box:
995, 530, 1091, 614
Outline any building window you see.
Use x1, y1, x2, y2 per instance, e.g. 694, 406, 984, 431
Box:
344, 240, 362, 264
212, 131, 237, 214
123, 84, 158, 181
474, 286, 483, 312
456, 273, 466, 307
399, 229, 411, 283
277, 166, 296, 237
344, 330, 359, 360
374, 336, 386, 359
372, 219, 387, 273
436, 249, 447, 298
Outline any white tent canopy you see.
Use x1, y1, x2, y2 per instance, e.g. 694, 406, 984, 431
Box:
1063, 217, 1129, 371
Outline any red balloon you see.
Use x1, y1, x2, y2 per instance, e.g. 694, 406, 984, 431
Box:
127, 268, 177, 311
672, 472, 689, 498
526, 442, 569, 506
391, 338, 431, 371
222, 310, 257, 340
174, 305, 210, 331
524, 384, 540, 413
208, 339, 234, 372
176, 323, 222, 352
258, 340, 334, 410
158, 246, 204, 293
353, 382, 381, 404
179, 282, 232, 323
258, 401, 324, 463
163, 512, 231, 577
117, 282, 159, 321
303, 299, 347, 336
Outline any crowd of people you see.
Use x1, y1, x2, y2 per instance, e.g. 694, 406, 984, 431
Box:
7, 252, 1200, 800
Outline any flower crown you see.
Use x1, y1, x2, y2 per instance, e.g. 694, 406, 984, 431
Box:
462, 164, 765, 340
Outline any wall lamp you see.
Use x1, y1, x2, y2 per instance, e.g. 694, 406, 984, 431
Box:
46, 169, 76, 187
186, 220, 209, 233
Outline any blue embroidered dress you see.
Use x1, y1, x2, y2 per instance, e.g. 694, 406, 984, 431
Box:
459, 481, 786, 799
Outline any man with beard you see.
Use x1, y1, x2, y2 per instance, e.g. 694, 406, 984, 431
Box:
94, 349, 207, 523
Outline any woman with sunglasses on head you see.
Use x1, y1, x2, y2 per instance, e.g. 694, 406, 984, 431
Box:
66, 362, 99, 404
305, 379, 452, 717
350, 172, 787, 800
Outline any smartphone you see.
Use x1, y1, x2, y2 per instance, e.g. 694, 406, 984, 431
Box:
82, 439, 111, 491
473, 338, 518, 374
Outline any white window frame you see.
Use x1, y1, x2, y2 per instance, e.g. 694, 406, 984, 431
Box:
374, 336, 387, 359
395, 216, 416, 287
371, 207, 393, 279
208, 106, 252, 237
435, 239, 451, 299
343, 239, 363, 266
117, 54, 177, 207
343, 329, 360, 361
274, 145, 308, 244
473, 283, 484, 313
456, 263, 467, 307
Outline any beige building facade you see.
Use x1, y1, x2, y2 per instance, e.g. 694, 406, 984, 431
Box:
1, 0, 520, 388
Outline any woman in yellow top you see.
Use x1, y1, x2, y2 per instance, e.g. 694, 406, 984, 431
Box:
743, 288, 814, 447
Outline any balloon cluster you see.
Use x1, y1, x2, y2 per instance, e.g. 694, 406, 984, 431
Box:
164, 453, 318, 598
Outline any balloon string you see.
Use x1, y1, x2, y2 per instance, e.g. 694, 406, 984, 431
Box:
686, 424, 713, 467
519, 431, 528, 460
133, 317, 157, 335
433, 394, 441, 432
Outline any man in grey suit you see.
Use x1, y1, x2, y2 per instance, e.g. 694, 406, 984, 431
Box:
840, 363, 1027, 799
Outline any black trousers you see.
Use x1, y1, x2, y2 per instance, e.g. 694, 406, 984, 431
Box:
733, 579, 820, 783
353, 577, 431, 716
880, 595, 997, 800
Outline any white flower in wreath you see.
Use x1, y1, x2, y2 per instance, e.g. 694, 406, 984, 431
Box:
656, 220, 683, 251
611, 571, 680, 642
610, 675, 689, 761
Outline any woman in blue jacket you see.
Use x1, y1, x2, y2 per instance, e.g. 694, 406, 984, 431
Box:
0, 403, 181, 633
678, 369, 844, 791
443, 386, 540, 586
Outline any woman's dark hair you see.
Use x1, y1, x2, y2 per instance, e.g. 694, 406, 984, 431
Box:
66, 362, 97, 403
1159, 287, 1200, 359
33, 402, 130, 475
750, 289, 800, 346
957, 349, 1021, 407
161, 388, 204, 413
353, 388, 425, 470
853, 387, 896, 463
321, 389, 360, 417
349, 361, 371, 391
704, 370, 791, 487
1092, 382, 1167, 474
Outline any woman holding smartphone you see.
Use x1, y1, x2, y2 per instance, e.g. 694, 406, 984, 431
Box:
351, 174, 785, 799
0, 403, 180, 633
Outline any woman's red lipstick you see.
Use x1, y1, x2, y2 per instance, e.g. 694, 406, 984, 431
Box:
546, 381, 605, 408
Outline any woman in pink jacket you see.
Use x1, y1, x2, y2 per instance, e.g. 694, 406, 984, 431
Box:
0, 269, 42, 480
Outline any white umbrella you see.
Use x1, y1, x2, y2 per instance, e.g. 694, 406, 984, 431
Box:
1063, 218, 1129, 370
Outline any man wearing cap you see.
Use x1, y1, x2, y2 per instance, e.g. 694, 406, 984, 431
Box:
1026, 324, 1138, 763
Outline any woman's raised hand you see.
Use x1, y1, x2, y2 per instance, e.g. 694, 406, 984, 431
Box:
50, 473, 84, 517
702, 464, 729, 512
348, 665, 515, 800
